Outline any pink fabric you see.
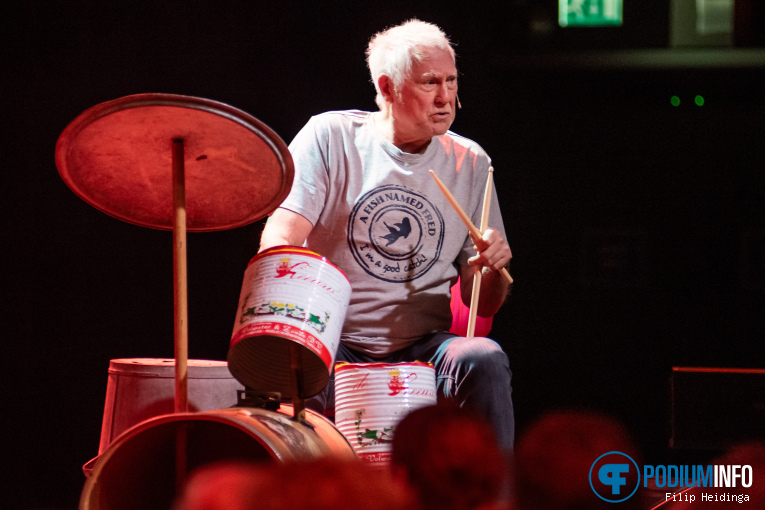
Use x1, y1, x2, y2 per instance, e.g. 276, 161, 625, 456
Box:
449, 278, 493, 337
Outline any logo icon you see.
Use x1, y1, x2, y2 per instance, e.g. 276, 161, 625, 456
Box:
347, 185, 444, 283
380, 217, 412, 246
589, 451, 640, 503
275, 257, 308, 278
387, 369, 417, 396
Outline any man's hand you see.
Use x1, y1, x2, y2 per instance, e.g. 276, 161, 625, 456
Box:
467, 228, 512, 273
460, 228, 512, 318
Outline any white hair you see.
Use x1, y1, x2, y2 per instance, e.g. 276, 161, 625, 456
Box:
366, 19, 456, 109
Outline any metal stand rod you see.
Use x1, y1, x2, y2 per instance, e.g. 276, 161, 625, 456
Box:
173, 138, 189, 413
290, 343, 306, 424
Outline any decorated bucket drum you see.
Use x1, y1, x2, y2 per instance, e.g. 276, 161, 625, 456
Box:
334, 362, 437, 465
228, 247, 351, 398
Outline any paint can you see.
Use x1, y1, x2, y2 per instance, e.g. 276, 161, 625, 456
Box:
228, 246, 351, 398
334, 362, 437, 465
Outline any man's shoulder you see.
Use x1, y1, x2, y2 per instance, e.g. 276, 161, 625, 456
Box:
291, 110, 373, 154
310, 110, 371, 128
437, 129, 491, 158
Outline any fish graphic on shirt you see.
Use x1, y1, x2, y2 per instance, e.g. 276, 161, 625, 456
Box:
379, 217, 411, 246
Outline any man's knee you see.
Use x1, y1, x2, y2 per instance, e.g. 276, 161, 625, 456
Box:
444, 336, 509, 370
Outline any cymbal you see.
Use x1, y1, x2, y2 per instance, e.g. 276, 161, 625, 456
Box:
55, 93, 294, 231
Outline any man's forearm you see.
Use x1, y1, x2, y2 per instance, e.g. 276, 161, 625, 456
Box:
460, 265, 510, 317
258, 208, 313, 252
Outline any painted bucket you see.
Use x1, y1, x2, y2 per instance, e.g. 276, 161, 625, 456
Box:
228, 247, 351, 398
97, 359, 243, 455
334, 362, 437, 465
80, 403, 356, 510
83, 358, 244, 476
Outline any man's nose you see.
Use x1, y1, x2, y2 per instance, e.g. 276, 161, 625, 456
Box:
435, 83, 455, 106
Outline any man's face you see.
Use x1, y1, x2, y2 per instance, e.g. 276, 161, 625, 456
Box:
392, 47, 458, 147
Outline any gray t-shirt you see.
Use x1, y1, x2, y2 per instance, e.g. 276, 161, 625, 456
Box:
280, 110, 507, 356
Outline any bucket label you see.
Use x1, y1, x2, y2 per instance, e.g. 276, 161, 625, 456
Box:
232, 322, 332, 368
337, 368, 437, 399
387, 369, 415, 396
240, 300, 330, 334
358, 452, 392, 464
353, 408, 395, 447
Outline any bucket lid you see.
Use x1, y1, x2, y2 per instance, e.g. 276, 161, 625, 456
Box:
108, 358, 234, 378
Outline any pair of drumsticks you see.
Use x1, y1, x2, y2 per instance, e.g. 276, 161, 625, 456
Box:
429, 169, 513, 337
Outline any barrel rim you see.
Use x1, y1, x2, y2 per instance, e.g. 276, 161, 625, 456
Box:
81, 406, 356, 508
107, 358, 234, 378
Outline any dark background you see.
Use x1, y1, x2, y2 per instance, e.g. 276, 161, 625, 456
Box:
2, 1, 764, 508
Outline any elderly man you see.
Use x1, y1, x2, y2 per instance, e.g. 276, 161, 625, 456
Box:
259, 19, 515, 450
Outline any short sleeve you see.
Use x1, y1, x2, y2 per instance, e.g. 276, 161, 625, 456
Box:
278, 116, 331, 226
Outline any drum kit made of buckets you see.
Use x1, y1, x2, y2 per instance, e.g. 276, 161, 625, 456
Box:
55, 94, 438, 510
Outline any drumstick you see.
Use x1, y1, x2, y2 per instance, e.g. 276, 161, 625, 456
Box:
429, 170, 513, 285
479, 168, 494, 237
467, 168, 494, 337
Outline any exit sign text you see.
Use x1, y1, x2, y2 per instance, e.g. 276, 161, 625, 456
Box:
559, 0, 623, 27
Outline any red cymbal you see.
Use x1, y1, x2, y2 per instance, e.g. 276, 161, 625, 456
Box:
55, 93, 293, 231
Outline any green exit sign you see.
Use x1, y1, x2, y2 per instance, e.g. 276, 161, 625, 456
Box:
559, 0, 623, 27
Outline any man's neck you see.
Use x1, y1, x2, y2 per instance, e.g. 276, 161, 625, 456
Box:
373, 110, 431, 154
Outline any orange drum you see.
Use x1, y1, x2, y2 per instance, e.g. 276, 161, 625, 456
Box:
228, 247, 351, 398
79, 404, 356, 510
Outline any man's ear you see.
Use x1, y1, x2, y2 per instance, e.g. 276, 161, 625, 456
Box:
378, 75, 395, 103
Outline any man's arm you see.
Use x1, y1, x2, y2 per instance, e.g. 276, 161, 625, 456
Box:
258, 208, 314, 252
459, 227, 512, 317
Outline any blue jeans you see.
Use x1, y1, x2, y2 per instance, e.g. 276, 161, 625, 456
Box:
307, 332, 515, 451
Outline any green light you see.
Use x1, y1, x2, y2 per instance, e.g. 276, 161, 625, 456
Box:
559, 0, 623, 27
671, 96, 681, 106
695, 95, 705, 106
